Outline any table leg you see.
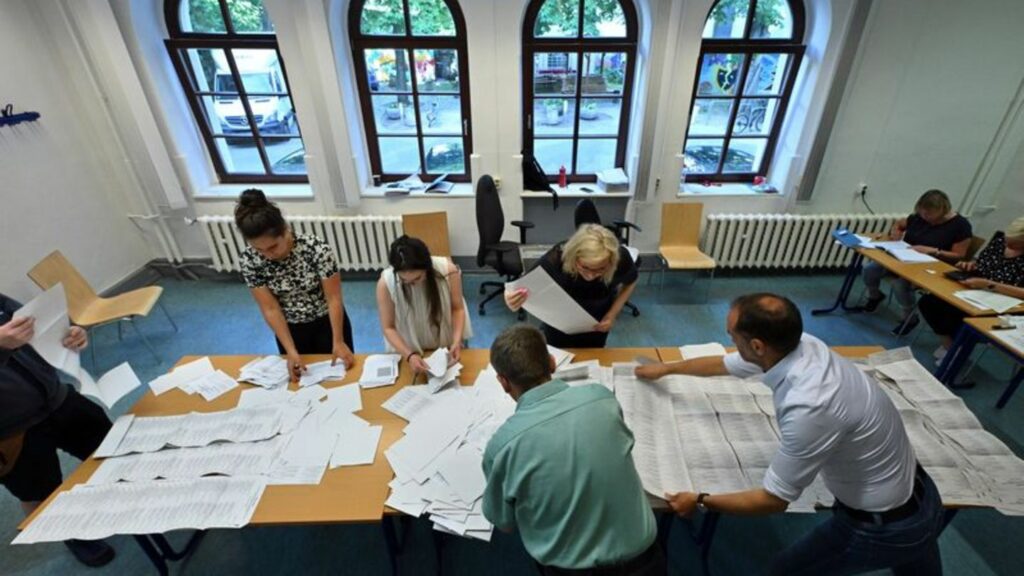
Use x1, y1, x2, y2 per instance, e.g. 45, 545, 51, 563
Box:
996, 366, 1024, 409
130, 531, 204, 575
936, 325, 978, 388
812, 253, 864, 316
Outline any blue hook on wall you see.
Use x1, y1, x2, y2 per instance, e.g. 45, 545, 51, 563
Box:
0, 104, 41, 128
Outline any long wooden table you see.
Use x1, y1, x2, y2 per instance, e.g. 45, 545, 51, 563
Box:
813, 246, 1024, 317
936, 317, 1024, 408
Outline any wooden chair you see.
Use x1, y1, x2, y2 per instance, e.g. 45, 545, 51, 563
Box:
27, 251, 176, 363
402, 212, 451, 257
658, 203, 716, 299
965, 235, 987, 260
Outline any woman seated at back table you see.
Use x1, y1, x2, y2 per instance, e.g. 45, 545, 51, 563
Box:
862, 189, 972, 336
376, 235, 471, 375
919, 216, 1024, 364
504, 223, 638, 348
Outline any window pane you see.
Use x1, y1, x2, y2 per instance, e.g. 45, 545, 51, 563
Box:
248, 95, 297, 135
534, 138, 574, 175
371, 95, 418, 135
688, 99, 734, 137
732, 98, 779, 137
744, 53, 790, 96
576, 138, 617, 173
696, 53, 745, 97
216, 137, 265, 174
583, 0, 626, 38
703, 0, 750, 39
534, 0, 579, 38
684, 138, 724, 175
414, 49, 460, 92
227, 0, 274, 33
266, 138, 306, 175
361, 0, 407, 35
534, 98, 576, 136
419, 95, 462, 134
182, 0, 227, 33
365, 49, 413, 92
231, 49, 286, 93
723, 138, 768, 173
581, 52, 627, 95
379, 137, 421, 174
534, 53, 578, 96
424, 137, 466, 174
183, 48, 228, 92
196, 95, 230, 135
751, 0, 794, 39
210, 93, 254, 133
579, 98, 621, 135
409, 0, 456, 36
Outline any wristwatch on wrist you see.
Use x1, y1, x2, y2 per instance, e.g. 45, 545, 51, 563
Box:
696, 492, 710, 513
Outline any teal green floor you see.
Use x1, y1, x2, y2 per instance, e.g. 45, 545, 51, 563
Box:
2, 270, 1022, 575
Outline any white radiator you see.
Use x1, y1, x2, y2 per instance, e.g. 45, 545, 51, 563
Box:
197, 215, 403, 272
703, 213, 902, 269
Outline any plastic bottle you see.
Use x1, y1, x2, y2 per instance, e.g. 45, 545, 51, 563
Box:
558, 165, 567, 188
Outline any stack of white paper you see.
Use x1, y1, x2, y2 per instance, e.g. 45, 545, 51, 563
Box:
299, 360, 347, 388
867, 240, 938, 263
360, 354, 401, 388
238, 356, 291, 389
149, 357, 217, 395
423, 349, 462, 394
506, 267, 597, 335
679, 343, 727, 360
383, 368, 516, 541
954, 290, 1023, 313
13, 477, 266, 544
547, 345, 575, 369
88, 437, 285, 485
190, 370, 240, 401
554, 360, 613, 391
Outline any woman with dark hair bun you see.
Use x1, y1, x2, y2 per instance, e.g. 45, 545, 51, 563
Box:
235, 189, 355, 379
376, 235, 471, 375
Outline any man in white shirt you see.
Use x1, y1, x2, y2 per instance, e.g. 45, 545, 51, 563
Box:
635, 293, 944, 575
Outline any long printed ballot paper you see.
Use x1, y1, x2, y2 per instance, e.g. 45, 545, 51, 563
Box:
506, 266, 596, 335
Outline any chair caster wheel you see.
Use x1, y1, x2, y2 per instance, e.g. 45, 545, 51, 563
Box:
479, 285, 486, 295
517, 311, 526, 321
632, 308, 640, 317
479, 308, 487, 316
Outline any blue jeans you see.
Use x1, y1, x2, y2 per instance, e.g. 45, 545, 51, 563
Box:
771, 467, 943, 576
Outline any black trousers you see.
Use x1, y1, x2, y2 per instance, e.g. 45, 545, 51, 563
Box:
536, 541, 665, 576
276, 309, 354, 355
918, 294, 966, 337
1, 386, 111, 502
542, 324, 609, 349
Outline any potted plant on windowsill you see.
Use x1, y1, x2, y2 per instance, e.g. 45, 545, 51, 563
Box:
580, 101, 599, 120
543, 99, 562, 125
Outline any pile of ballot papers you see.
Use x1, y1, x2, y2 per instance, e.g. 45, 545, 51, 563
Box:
148, 356, 240, 401
424, 348, 462, 394
359, 354, 401, 388
238, 356, 290, 389
299, 360, 347, 388
382, 367, 515, 541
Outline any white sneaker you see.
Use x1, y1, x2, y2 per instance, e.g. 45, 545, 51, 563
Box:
933, 346, 947, 359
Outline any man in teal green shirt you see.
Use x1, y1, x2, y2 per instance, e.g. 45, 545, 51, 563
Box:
481, 325, 661, 575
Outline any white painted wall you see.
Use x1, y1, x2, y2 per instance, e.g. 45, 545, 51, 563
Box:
0, 0, 152, 302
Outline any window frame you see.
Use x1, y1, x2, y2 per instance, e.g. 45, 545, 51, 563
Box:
347, 0, 474, 185
164, 0, 308, 184
683, 0, 806, 184
522, 0, 639, 184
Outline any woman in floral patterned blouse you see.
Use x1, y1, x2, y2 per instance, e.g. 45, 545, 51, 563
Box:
235, 189, 355, 379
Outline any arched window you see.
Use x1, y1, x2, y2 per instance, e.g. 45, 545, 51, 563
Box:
523, 0, 639, 183
683, 0, 805, 184
165, 0, 307, 183
349, 0, 473, 184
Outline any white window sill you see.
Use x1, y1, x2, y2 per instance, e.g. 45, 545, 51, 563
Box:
361, 183, 475, 199
521, 183, 632, 199
679, 182, 781, 197
193, 183, 315, 201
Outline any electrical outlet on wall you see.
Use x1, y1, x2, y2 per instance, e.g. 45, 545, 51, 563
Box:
493, 176, 502, 190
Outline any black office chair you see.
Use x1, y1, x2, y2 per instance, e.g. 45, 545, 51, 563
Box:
476, 175, 533, 317
573, 198, 642, 318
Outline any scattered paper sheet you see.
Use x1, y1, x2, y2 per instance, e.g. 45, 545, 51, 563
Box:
425, 348, 450, 378
190, 370, 239, 401
547, 345, 575, 369
323, 383, 362, 414
238, 386, 291, 408
360, 354, 401, 388
149, 357, 216, 395
13, 477, 266, 544
299, 360, 347, 388
506, 266, 597, 335
954, 290, 1023, 314
426, 362, 462, 394
238, 356, 290, 389
88, 438, 284, 484
330, 423, 383, 468
382, 387, 436, 421
78, 362, 142, 409
679, 343, 727, 360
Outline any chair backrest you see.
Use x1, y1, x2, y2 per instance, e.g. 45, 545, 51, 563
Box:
574, 198, 601, 229
402, 212, 451, 257
660, 203, 704, 248
475, 175, 505, 266
966, 235, 986, 260
27, 251, 98, 320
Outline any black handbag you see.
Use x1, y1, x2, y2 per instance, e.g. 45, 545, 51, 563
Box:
521, 150, 559, 210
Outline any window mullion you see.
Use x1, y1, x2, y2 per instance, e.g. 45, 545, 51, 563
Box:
717, 51, 754, 176
571, 49, 584, 176
218, 0, 235, 35
407, 47, 427, 177
225, 48, 273, 174
742, 0, 757, 39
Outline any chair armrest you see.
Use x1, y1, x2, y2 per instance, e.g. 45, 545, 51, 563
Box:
511, 221, 535, 244
486, 243, 519, 253
611, 219, 642, 233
